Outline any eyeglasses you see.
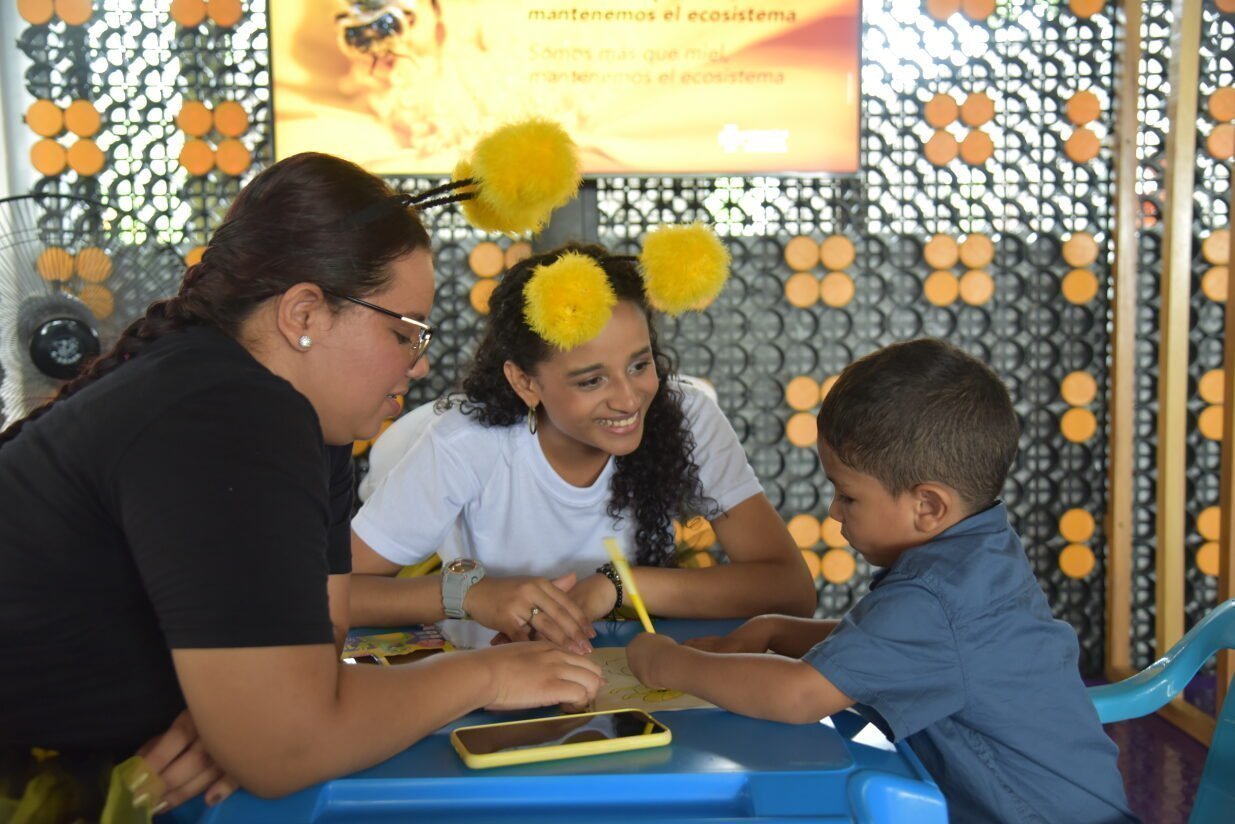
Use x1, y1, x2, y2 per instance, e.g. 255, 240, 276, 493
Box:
333, 293, 434, 365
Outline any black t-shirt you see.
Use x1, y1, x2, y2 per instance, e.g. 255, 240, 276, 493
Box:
0, 326, 353, 754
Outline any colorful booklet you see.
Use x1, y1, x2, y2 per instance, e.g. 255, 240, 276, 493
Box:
342, 625, 453, 665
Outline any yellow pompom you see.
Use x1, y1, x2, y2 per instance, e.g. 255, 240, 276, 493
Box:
639, 223, 730, 314
465, 119, 581, 236
453, 160, 507, 233
524, 252, 616, 350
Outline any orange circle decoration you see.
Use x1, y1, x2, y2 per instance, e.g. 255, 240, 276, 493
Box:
960, 129, 994, 165
960, 0, 995, 21
1059, 509, 1096, 543
67, 139, 105, 176
820, 374, 839, 402
469, 242, 505, 277
215, 139, 251, 175
924, 93, 959, 128
77, 284, 114, 319
925, 130, 959, 166
1202, 229, 1230, 265
1202, 266, 1228, 303
925, 0, 962, 21
1208, 124, 1235, 161
213, 101, 248, 137
176, 102, 213, 137
31, 139, 68, 176
179, 139, 215, 176
26, 100, 64, 138
1066, 91, 1101, 125
469, 279, 498, 315
958, 270, 994, 305
1207, 87, 1235, 122
785, 376, 821, 412
1060, 544, 1096, 579
786, 412, 818, 448
784, 236, 819, 271
821, 517, 846, 548
821, 548, 857, 584
800, 550, 822, 580
1061, 407, 1097, 442
1062, 268, 1100, 304
505, 241, 532, 268
1199, 369, 1225, 405
960, 92, 995, 127
53, 0, 92, 25
36, 248, 74, 281
959, 234, 994, 268
1069, 0, 1104, 18
819, 235, 856, 271
923, 234, 959, 269
74, 247, 112, 283
1197, 506, 1221, 541
1198, 405, 1224, 441
1061, 371, 1098, 406
1062, 232, 1100, 267
185, 245, 207, 266
64, 100, 101, 137
17, 0, 55, 25
1065, 127, 1101, 163
924, 271, 959, 306
785, 272, 820, 308
820, 272, 856, 308
788, 514, 822, 549
208, 0, 243, 27
170, 0, 208, 27
1197, 542, 1220, 577
1217, 0, 1235, 13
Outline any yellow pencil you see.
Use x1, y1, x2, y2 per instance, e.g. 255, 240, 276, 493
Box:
604, 537, 656, 634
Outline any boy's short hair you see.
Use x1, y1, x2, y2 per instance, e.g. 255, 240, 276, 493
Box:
817, 338, 1020, 510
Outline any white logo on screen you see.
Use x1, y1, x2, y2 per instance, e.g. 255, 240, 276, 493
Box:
718, 124, 789, 154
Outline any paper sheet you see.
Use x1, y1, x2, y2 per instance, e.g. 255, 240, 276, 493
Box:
587, 647, 715, 712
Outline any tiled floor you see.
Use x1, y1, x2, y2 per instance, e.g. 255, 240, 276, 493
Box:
1105, 713, 1209, 823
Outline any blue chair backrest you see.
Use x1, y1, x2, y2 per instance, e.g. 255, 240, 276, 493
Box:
1089, 598, 1235, 823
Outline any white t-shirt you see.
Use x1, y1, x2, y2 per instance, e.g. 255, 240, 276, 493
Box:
352, 381, 763, 580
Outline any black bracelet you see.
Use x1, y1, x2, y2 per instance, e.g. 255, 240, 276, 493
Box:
596, 562, 623, 616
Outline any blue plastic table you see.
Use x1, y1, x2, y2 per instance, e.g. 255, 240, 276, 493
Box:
181, 620, 945, 823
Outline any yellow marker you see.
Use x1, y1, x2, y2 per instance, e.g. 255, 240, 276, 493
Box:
604, 537, 655, 634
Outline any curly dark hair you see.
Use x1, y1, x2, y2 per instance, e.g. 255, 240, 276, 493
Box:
441, 243, 714, 567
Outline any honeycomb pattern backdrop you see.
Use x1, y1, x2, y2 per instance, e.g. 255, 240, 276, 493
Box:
9, 0, 1234, 676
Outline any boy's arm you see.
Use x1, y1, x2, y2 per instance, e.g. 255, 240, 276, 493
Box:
686, 615, 839, 659
628, 634, 853, 725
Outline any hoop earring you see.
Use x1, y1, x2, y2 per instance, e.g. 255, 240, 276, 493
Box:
298, 335, 312, 350
527, 405, 538, 435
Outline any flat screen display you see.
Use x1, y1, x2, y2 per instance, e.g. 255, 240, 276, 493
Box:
454, 710, 669, 755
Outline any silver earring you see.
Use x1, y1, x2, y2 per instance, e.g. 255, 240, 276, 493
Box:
527, 405, 538, 435
298, 335, 312, 350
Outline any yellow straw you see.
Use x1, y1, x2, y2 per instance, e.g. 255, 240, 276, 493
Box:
604, 537, 656, 634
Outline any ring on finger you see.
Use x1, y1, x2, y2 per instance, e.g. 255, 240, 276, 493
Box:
528, 606, 541, 624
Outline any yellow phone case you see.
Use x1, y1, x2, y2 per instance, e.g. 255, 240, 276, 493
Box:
450, 709, 671, 769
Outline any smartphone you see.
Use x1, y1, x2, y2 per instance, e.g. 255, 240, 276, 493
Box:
451, 709, 671, 769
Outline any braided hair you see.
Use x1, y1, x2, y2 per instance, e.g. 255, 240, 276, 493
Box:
0, 152, 430, 448
442, 244, 714, 567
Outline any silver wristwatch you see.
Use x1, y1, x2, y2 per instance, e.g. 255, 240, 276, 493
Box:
441, 558, 485, 619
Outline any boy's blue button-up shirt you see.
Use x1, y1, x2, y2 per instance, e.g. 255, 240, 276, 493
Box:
804, 502, 1137, 824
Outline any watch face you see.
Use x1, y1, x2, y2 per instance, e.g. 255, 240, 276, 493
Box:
447, 558, 480, 574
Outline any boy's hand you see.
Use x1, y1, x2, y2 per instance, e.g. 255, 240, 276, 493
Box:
684, 615, 775, 654
626, 633, 681, 690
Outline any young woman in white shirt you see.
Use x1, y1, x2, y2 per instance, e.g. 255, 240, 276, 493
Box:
350, 242, 816, 653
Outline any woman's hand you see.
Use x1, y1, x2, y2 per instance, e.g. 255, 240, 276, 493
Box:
626, 633, 682, 690
475, 641, 604, 711
135, 709, 237, 812
567, 572, 620, 622
683, 615, 776, 654
464, 573, 596, 654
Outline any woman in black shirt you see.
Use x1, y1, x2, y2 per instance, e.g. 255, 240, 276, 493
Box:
0, 152, 601, 817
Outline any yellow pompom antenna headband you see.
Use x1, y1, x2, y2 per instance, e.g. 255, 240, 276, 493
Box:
355, 119, 582, 236
524, 223, 731, 352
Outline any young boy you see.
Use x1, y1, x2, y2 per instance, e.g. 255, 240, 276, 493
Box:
627, 338, 1136, 824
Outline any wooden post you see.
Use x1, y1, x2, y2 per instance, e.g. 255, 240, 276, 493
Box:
1220, 176, 1235, 714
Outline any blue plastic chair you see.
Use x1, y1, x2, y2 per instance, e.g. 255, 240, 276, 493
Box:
1088, 598, 1235, 823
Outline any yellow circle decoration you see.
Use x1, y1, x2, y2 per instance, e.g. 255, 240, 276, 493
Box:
959, 270, 994, 305
1060, 544, 1095, 579
1059, 509, 1096, 543
1198, 405, 1224, 441
1197, 506, 1221, 542
821, 517, 846, 548
1202, 266, 1228, 303
1061, 407, 1097, 442
469, 279, 498, 315
74, 247, 112, 282
785, 272, 820, 308
924, 270, 959, 306
1197, 542, 1219, 577
787, 412, 818, 448
77, 283, 114, 319
820, 272, 856, 308
786, 376, 821, 412
1060, 371, 1098, 406
821, 548, 857, 584
1199, 369, 1225, 405
784, 236, 820, 271
801, 550, 822, 580
37, 248, 74, 281
1062, 268, 1099, 304
468, 241, 505, 278
788, 514, 822, 549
